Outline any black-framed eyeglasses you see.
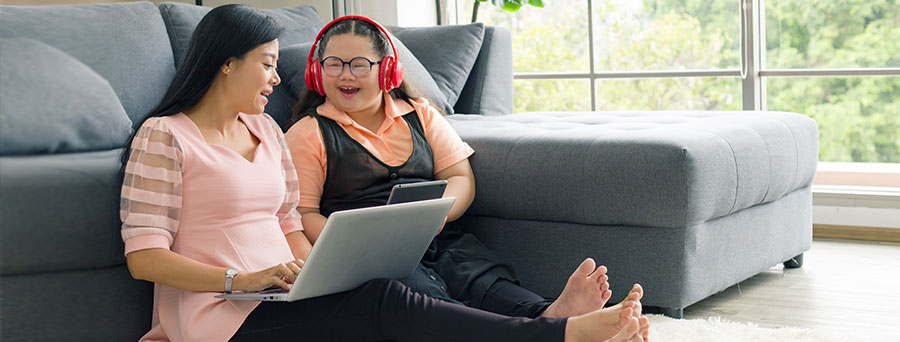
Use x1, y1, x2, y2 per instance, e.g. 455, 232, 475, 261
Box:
321, 56, 380, 78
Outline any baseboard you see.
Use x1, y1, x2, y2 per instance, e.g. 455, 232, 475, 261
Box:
813, 224, 900, 243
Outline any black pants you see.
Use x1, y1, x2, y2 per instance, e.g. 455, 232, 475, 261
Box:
232, 278, 566, 341
401, 263, 553, 316
409, 225, 554, 318
479, 279, 554, 318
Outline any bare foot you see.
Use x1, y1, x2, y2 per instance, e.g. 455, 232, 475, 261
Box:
564, 302, 643, 342
542, 258, 613, 318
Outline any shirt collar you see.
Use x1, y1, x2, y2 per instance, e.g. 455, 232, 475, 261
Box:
316, 93, 415, 126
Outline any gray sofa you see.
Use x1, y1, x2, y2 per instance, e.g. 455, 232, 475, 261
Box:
0, 1, 816, 341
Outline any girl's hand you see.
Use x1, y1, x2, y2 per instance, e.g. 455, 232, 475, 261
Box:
233, 259, 304, 292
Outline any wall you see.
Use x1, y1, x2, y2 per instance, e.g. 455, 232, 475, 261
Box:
0, 0, 451, 27
339, 0, 438, 26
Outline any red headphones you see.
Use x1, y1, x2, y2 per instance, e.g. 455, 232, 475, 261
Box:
305, 15, 404, 96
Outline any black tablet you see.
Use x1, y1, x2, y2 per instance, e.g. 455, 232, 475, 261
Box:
386, 180, 448, 205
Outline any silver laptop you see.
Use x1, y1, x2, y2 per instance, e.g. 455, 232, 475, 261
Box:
216, 197, 455, 302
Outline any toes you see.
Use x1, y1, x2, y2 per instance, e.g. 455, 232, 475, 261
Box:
621, 299, 636, 311
619, 306, 634, 327
576, 258, 596, 276
591, 265, 608, 278
602, 288, 612, 301
630, 284, 644, 299
639, 316, 650, 342
622, 291, 642, 316
628, 290, 640, 302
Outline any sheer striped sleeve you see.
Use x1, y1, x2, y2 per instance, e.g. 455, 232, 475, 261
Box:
266, 115, 304, 235
120, 118, 184, 255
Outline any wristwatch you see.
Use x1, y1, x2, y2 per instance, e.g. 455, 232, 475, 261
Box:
224, 268, 238, 293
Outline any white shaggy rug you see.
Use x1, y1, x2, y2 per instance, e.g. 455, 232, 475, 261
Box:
645, 315, 879, 342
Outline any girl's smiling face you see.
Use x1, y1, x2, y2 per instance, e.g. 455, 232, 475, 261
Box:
320, 34, 384, 115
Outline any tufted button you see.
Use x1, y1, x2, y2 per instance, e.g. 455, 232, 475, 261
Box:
390, 173, 398, 179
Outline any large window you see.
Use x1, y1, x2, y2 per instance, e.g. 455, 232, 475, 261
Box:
764, 0, 900, 163
456, 0, 899, 164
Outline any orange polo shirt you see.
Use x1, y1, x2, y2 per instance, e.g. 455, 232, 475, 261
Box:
285, 93, 475, 209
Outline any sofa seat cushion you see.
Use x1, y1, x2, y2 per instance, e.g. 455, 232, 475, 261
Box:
448, 111, 818, 228
0, 150, 125, 276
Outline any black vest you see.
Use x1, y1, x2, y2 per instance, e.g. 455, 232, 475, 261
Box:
315, 110, 435, 217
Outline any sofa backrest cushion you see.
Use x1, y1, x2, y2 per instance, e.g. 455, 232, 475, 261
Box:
392, 35, 455, 115
0, 2, 176, 125
389, 23, 485, 111
159, 3, 323, 69
158, 2, 324, 125
271, 43, 311, 128
254, 42, 312, 129
0, 38, 133, 155
455, 26, 514, 116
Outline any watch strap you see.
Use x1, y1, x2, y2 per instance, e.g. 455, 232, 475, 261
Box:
225, 268, 238, 293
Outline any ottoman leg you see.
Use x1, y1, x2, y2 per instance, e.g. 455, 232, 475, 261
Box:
783, 253, 804, 269
659, 307, 683, 319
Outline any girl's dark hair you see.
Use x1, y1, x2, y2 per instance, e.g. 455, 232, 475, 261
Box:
120, 4, 283, 166
291, 18, 442, 125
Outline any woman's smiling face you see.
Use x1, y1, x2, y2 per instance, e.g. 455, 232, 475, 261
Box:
320, 34, 383, 115
223, 39, 281, 115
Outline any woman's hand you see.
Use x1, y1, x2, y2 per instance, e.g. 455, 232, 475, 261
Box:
233, 259, 304, 292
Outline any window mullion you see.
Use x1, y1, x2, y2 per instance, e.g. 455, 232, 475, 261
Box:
757, 0, 767, 110
587, 0, 596, 111
742, 0, 763, 111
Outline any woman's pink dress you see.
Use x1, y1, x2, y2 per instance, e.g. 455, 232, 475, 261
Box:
120, 113, 302, 342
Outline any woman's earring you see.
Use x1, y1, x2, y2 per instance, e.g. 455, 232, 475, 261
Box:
225, 68, 230, 73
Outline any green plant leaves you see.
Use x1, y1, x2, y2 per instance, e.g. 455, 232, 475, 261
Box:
477, 0, 544, 12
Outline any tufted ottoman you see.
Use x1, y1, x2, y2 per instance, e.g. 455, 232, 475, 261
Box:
447, 110, 818, 317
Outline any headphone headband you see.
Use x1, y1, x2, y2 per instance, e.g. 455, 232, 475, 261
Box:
306, 15, 400, 71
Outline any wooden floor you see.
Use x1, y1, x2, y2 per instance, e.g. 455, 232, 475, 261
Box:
682, 238, 900, 339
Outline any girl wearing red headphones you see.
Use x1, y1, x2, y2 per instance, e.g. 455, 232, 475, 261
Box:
284, 16, 650, 341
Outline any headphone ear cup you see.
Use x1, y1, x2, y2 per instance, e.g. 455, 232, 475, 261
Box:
379, 55, 403, 92
378, 56, 391, 92
390, 59, 403, 90
314, 61, 325, 96
305, 58, 319, 95
305, 58, 326, 96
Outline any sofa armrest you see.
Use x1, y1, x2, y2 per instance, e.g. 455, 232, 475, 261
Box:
454, 26, 513, 116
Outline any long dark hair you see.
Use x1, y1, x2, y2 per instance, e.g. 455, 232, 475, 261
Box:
120, 4, 283, 166
291, 18, 438, 125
